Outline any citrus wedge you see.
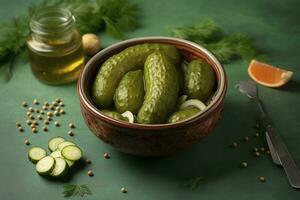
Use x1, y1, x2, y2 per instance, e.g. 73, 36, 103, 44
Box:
248, 60, 293, 88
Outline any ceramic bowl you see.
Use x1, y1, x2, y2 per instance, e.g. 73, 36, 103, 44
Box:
78, 36, 227, 156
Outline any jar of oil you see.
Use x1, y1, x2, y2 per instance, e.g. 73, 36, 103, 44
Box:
27, 7, 84, 85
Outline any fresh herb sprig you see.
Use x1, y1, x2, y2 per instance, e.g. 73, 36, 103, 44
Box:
168, 19, 267, 63
63, 184, 92, 197
0, 0, 140, 81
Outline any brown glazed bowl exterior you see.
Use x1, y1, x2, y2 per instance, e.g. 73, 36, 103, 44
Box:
78, 37, 227, 156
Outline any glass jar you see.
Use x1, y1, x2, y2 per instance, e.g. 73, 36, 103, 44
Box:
27, 7, 84, 85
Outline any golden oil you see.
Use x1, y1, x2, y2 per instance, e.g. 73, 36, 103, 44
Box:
27, 7, 84, 85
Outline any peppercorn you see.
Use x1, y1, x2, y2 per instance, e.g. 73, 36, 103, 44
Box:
121, 187, 127, 193
69, 123, 75, 128
87, 170, 94, 177
259, 176, 266, 182
104, 153, 110, 159
24, 139, 30, 145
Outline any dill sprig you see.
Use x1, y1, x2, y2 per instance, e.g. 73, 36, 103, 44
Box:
168, 19, 267, 63
0, 0, 140, 81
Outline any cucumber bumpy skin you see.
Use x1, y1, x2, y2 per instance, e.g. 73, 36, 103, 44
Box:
184, 59, 215, 101
137, 52, 179, 124
114, 70, 145, 114
167, 108, 200, 123
92, 43, 180, 108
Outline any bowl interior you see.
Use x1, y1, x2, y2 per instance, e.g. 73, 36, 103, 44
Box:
79, 37, 227, 129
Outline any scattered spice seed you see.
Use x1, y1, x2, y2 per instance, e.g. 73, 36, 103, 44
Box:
260, 147, 265, 152
37, 115, 43, 120
32, 120, 38, 125
259, 176, 266, 182
59, 109, 65, 114
69, 123, 75, 129
28, 107, 34, 112
54, 111, 60, 116
241, 161, 248, 168
26, 112, 31, 116
47, 112, 53, 117
254, 152, 260, 157
255, 123, 260, 129
44, 120, 49, 125
85, 159, 92, 164
243, 136, 249, 142
55, 106, 60, 111
68, 130, 74, 136
33, 99, 39, 105
29, 115, 35, 120
87, 170, 94, 177
121, 187, 127, 193
16, 122, 21, 127
55, 98, 61, 103
104, 153, 110, 159
49, 105, 54, 110
30, 124, 36, 129
22, 101, 28, 107
254, 133, 260, 137
47, 116, 52, 121
253, 147, 259, 152
59, 102, 64, 107
34, 108, 40, 113
266, 150, 271, 155
54, 121, 60, 127
43, 102, 49, 106
26, 120, 32, 125
40, 111, 44, 115
43, 126, 48, 132
24, 139, 30, 145
18, 127, 24, 132
231, 142, 238, 148
32, 128, 37, 133
42, 105, 48, 110
52, 101, 58, 106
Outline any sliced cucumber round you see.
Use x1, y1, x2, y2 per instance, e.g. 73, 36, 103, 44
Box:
61, 145, 82, 161
50, 150, 75, 167
48, 137, 65, 152
180, 99, 207, 111
28, 147, 47, 163
36, 156, 55, 175
57, 141, 76, 151
51, 157, 68, 177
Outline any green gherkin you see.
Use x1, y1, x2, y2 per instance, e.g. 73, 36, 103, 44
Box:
114, 70, 144, 114
167, 108, 200, 123
137, 52, 179, 124
92, 43, 180, 108
100, 110, 128, 122
184, 59, 215, 101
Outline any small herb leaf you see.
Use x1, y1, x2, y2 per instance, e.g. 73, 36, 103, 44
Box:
63, 184, 92, 197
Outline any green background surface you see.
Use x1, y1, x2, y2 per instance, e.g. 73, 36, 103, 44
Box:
0, 0, 300, 199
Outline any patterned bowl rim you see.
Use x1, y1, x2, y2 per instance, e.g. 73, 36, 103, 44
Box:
78, 36, 227, 130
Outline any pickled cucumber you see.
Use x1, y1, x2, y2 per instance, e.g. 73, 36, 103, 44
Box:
184, 59, 215, 101
92, 44, 180, 108
100, 110, 128, 122
167, 108, 200, 123
114, 70, 144, 114
137, 52, 179, 124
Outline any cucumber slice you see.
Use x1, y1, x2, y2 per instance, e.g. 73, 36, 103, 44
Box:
121, 111, 135, 123
61, 145, 82, 161
28, 147, 47, 163
36, 156, 55, 175
51, 157, 68, 177
57, 141, 76, 151
48, 137, 65, 152
180, 99, 207, 111
50, 150, 75, 167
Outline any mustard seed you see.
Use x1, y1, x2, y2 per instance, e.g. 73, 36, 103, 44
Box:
59, 102, 64, 107
55, 106, 60, 111
43, 126, 48, 132
34, 108, 39, 113
69, 123, 75, 128
87, 170, 94, 177
54, 110, 60, 116
52, 101, 58, 106
18, 127, 24, 132
42, 105, 48, 110
259, 176, 266, 182
68, 130, 74, 136
30, 124, 36, 129
32, 128, 37, 133
37, 115, 43, 120
254, 152, 260, 157
24, 139, 30, 145
49, 105, 55, 110
255, 123, 260, 129
54, 121, 60, 127
47, 116, 52, 121
266, 150, 271, 155
47, 112, 53, 117
121, 187, 127, 193
30, 115, 35, 120
43, 102, 49, 106
253, 147, 259, 152
26, 120, 32, 125
26, 112, 31, 116
22, 101, 28, 107
231, 142, 238, 148
85, 159, 92, 164
44, 120, 49, 125
260, 147, 265, 152
55, 98, 61, 103
28, 107, 34, 112
32, 120, 38, 125
16, 122, 21, 127
243, 136, 249, 142
33, 99, 39, 105
59, 109, 65, 114
241, 162, 248, 168
254, 133, 260, 137
104, 153, 110, 159
40, 111, 44, 115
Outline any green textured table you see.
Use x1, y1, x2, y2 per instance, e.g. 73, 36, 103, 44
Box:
1, 0, 300, 199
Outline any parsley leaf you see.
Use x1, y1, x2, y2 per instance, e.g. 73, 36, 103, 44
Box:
63, 184, 92, 197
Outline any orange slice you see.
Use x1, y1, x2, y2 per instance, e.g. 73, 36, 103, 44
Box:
248, 60, 293, 88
